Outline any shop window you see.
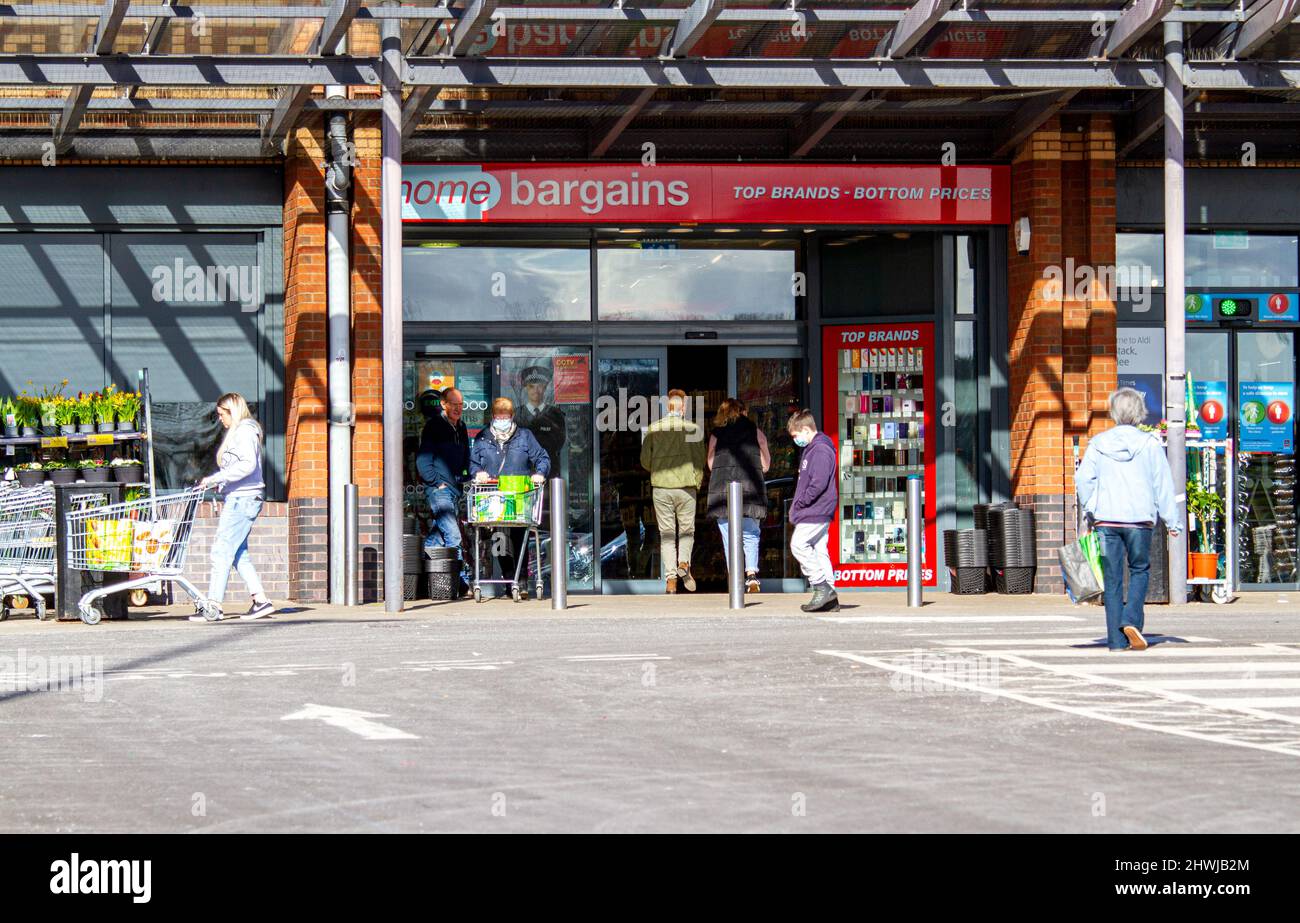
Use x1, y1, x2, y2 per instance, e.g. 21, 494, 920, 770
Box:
955, 235, 977, 315
1117, 231, 1299, 290
403, 242, 591, 322
596, 238, 797, 321
821, 233, 935, 317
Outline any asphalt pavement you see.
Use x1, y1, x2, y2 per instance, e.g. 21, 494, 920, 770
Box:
2, 591, 1298, 832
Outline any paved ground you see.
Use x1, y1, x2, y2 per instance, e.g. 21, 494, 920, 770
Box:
2, 590, 1300, 833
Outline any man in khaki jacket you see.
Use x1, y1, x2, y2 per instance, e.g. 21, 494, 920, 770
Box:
640, 389, 706, 593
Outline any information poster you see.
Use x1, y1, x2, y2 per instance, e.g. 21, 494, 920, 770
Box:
552, 354, 591, 404
1239, 381, 1294, 453
1191, 380, 1230, 440
1116, 328, 1164, 426
821, 323, 936, 588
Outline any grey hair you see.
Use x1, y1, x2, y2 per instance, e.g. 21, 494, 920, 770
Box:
1108, 387, 1147, 426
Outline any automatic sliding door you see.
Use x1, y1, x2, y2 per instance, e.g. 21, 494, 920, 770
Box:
1236, 331, 1297, 585
597, 348, 667, 591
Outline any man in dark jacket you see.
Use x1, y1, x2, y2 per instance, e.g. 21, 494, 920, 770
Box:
416, 388, 469, 551
787, 409, 839, 613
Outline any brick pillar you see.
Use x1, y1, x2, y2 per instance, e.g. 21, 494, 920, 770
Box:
1008, 116, 1118, 592
284, 123, 329, 601
350, 114, 388, 603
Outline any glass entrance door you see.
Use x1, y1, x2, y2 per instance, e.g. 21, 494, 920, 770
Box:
1236, 330, 1297, 585
1188, 329, 1298, 588
596, 348, 666, 591
729, 347, 805, 586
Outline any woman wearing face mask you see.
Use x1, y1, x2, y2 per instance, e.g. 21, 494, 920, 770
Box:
471, 396, 550, 597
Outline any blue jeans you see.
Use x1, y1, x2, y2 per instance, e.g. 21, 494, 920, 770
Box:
717, 517, 761, 574
1097, 526, 1152, 650
208, 494, 265, 606
424, 485, 462, 550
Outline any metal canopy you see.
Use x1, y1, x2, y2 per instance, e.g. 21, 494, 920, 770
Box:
0, 0, 1297, 160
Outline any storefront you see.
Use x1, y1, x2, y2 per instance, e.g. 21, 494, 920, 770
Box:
400, 162, 1010, 593
1117, 168, 1300, 591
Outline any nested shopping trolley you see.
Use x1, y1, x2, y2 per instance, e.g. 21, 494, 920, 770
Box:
0, 483, 58, 621
465, 480, 546, 603
63, 485, 212, 625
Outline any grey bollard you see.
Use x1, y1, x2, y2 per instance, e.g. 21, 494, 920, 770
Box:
550, 477, 567, 611
344, 483, 359, 606
906, 474, 923, 608
728, 480, 744, 610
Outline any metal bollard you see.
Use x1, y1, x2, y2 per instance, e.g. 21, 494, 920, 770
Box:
344, 483, 359, 606
727, 480, 744, 610
549, 477, 567, 611
906, 475, 923, 608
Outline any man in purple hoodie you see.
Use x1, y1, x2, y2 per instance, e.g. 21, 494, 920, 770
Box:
787, 410, 839, 613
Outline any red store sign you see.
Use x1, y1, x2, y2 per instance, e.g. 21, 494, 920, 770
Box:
401, 163, 1009, 225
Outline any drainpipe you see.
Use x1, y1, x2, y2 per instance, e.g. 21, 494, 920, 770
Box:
325, 36, 355, 605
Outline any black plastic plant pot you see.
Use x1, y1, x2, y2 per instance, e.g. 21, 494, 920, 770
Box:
81, 467, 111, 483
48, 468, 76, 485
113, 465, 142, 483
16, 469, 45, 488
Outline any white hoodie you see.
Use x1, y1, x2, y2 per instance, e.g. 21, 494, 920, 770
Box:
1076, 425, 1178, 527
207, 418, 264, 499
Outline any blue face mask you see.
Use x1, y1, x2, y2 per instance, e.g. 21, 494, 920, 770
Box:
793, 432, 812, 448
492, 418, 512, 433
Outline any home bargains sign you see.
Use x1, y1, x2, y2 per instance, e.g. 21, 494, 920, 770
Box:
401, 163, 1008, 225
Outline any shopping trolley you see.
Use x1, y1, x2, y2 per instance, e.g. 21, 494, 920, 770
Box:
0, 483, 57, 621
63, 485, 212, 625
465, 479, 546, 603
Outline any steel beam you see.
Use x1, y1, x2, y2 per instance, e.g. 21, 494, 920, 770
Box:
662, 0, 727, 58
992, 90, 1078, 158
589, 86, 655, 157
1101, 0, 1175, 58
312, 0, 362, 55
877, 0, 957, 58
1214, 0, 1300, 59
448, 0, 499, 56
55, 0, 133, 154
789, 87, 878, 158
401, 84, 443, 136
1118, 85, 1194, 157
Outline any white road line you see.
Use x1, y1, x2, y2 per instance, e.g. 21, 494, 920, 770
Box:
963, 645, 1300, 658
561, 654, 672, 662
281, 703, 418, 741
1063, 661, 1300, 674
818, 615, 1083, 624
1199, 697, 1300, 708
936, 636, 1221, 647
816, 649, 1300, 757
948, 647, 1300, 726
1127, 678, 1300, 691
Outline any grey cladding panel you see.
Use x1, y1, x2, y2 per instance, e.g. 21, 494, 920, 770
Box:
0, 233, 106, 395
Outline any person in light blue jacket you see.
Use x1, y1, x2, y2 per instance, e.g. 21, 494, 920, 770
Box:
1076, 387, 1181, 652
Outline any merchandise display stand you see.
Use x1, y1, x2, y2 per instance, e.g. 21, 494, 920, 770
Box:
1184, 436, 1236, 605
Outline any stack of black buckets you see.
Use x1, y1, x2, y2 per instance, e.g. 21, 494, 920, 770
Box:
944, 502, 1037, 594
401, 516, 463, 601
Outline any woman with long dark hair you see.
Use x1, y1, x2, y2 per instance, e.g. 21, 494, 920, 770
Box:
706, 398, 769, 593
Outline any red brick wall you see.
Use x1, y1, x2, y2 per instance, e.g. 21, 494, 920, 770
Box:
1008, 116, 1118, 591
284, 123, 329, 601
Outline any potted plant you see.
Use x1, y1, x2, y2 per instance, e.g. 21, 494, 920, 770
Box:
110, 456, 143, 483
92, 390, 115, 434
42, 459, 75, 485
35, 379, 68, 436
73, 394, 95, 434
1186, 479, 1225, 580
16, 462, 44, 487
116, 390, 141, 432
56, 396, 79, 435
1, 396, 17, 437
77, 457, 111, 483
14, 394, 38, 436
